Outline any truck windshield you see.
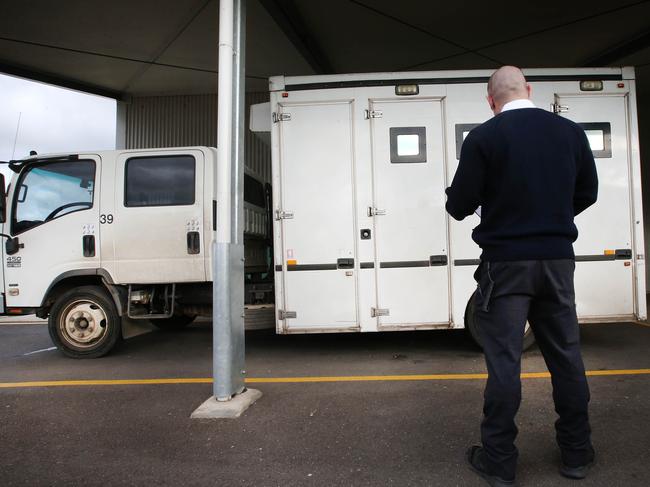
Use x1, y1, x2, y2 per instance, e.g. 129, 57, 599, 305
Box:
12, 160, 95, 234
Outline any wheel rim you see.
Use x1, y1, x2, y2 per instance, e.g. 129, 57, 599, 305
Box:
58, 299, 109, 349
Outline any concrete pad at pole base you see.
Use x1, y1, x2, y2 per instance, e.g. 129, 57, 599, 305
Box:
191, 389, 262, 419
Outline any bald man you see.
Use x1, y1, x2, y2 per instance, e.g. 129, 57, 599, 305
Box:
446, 66, 598, 486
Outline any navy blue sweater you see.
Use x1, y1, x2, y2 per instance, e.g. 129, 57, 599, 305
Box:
446, 107, 598, 261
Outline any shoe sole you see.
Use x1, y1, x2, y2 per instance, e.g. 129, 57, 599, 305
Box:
466, 449, 516, 487
559, 461, 593, 480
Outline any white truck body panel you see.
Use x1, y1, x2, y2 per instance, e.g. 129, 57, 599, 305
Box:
265, 67, 646, 333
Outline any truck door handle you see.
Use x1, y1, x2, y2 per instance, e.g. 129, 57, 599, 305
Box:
337, 258, 354, 269
187, 231, 200, 255
429, 255, 448, 266
83, 235, 95, 257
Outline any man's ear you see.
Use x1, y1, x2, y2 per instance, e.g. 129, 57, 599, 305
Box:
487, 95, 496, 111
526, 83, 532, 98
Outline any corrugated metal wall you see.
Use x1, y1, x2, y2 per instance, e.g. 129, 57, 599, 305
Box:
125, 92, 271, 183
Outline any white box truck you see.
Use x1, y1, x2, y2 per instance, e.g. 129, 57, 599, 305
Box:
0, 147, 273, 357
256, 66, 646, 347
0, 67, 645, 358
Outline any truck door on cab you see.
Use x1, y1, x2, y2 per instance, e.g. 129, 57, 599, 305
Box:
3, 157, 101, 307
113, 150, 206, 284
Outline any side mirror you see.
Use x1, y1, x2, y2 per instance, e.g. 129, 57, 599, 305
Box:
5, 237, 22, 255
0, 173, 5, 223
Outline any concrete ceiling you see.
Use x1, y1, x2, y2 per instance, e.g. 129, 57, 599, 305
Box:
1, 0, 650, 99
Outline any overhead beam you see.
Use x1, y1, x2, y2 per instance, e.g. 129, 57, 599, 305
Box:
583, 29, 650, 67
258, 0, 334, 74
0, 60, 125, 100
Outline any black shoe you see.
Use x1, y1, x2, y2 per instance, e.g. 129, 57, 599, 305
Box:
466, 445, 516, 487
559, 461, 593, 480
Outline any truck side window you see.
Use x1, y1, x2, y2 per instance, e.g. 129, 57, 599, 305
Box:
578, 122, 611, 158
12, 160, 95, 235
389, 127, 427, 163
455, 123, 481, 159
125, 155, 195, 207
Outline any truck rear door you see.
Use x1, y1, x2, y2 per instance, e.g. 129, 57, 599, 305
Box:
555, 93, 635, 319
369, 98, 451, 329
275, 101, 359, 331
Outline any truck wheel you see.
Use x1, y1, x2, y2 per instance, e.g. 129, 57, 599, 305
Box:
464, 291, 536, 351
151, 314, 196, 331
48, 286, 121, 359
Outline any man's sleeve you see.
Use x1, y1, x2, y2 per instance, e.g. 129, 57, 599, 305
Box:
445, 132, 486, 221
573, 129, 598, 216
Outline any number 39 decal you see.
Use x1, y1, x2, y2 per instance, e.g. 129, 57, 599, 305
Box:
99, 214, 114, 224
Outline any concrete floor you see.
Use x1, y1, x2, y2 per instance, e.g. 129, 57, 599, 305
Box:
0, 321, 649, 486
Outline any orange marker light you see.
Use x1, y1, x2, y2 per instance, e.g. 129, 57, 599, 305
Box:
287, 259, 297, 266
604, 250, 615, 256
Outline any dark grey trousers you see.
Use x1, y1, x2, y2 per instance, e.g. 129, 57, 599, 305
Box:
474, 259, 594, 480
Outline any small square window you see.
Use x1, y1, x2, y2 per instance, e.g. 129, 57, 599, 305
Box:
396, 134, 420, 156
584, 131, 604, 151
455, 123, 481, 159
390, 127, 427, 163
578, 122, 611, 158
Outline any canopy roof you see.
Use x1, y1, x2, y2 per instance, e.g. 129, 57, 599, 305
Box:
1, 0, 650, 99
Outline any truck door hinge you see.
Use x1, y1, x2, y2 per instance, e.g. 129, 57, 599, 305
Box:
551, 103, 569, 114
367, 206, 386, 217
279, 310, 297, 320
275, 210, 294, 220
364, 109, 383, 119
272, 112, 291, 123
371, 307, 390, 318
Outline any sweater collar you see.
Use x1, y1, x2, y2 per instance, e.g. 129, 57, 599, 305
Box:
501, 99, 536, 112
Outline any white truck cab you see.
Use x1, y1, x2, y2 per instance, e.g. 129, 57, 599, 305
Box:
0, 147, 272, 357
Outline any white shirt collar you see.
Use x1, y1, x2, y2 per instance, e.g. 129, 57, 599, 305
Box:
501, 99, 536, 112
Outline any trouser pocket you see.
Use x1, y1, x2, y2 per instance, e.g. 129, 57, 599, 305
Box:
474, 261, 495, 312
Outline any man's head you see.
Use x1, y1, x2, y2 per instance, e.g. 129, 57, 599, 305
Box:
486, 66, 531, 114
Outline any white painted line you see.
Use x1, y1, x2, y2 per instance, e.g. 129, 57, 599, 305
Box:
23, 347, 57, 356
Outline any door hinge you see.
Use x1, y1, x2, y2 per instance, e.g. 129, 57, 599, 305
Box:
367, 206, 386, 217
279, 310, 297, 320
275, 209, 294, 220
371, 307, 390, 318
272, 112, 291, 123
551, 103, 569, 114
364, 109, 383, 119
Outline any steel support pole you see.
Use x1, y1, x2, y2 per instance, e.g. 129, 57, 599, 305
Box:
213, 0, 246, 401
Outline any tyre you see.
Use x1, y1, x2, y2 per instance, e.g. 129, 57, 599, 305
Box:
48, 285, 121, 359
151, 314, 196, 331
464, 291, 536, 351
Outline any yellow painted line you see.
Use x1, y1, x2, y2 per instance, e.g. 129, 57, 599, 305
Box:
0, 378, 212, 388
0, 369, 649, 389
